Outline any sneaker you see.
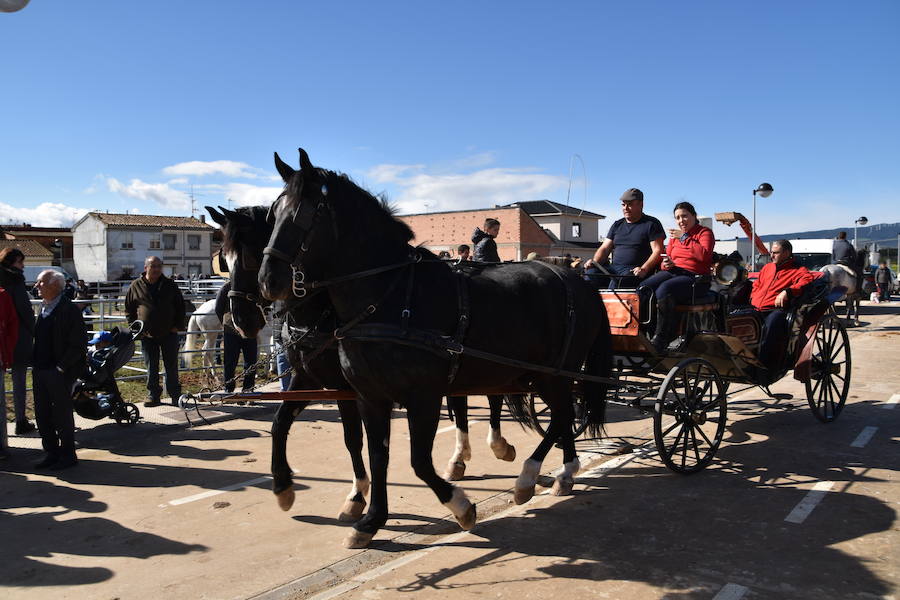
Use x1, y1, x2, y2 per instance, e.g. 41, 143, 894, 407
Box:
15, 421, 37, 435
34, 454, 59, 469
145, 399, 162, 407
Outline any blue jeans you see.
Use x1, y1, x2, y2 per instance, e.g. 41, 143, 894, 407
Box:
584, 264, 643, 290
142, 332, 182, 401
639, 270, 708, 304
274, 343, 291, 391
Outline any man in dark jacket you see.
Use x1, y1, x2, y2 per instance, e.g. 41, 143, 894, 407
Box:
125, 256, 185, 406
32, 270, 86, 470
214, 282, 257, 393
875, 262, 892, 301
472, 218, 501, 262
832, 231, 855, 264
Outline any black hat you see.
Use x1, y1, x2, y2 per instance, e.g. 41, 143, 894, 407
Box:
620, 188, 643, 202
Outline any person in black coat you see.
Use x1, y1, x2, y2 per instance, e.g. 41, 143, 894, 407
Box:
471, 218, 501, 262
32, 270, 87, 470
0, 248, 37, 434
215, 282, 257, 394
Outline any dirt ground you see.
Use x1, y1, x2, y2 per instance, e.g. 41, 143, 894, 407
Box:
2, 300, 898, 600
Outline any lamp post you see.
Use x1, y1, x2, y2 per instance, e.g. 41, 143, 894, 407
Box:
751, 183, 773, 270
854, 216, 868, 249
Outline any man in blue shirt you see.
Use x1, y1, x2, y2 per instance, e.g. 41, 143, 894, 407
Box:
590, 188, 665, 288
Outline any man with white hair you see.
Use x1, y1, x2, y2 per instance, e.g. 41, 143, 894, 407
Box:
32, 269, 87, 470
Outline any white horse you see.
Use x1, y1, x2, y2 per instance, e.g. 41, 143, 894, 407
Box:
820, 264, 861, 326
181, 298, 274, 383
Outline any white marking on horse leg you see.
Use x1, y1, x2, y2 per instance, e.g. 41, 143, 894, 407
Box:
444, 430, 471, 480
551, 458, 581, 496
338, 476, 370, 522
514, 458, 542, 504
442, 485, 476, 530
488, 427, 515, 461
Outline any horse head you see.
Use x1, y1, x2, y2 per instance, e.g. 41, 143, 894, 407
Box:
207, 205, 271, 338
259, 148, 337, 302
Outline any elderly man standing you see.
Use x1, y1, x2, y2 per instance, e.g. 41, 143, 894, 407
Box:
125, 256, 185, 407
32, 270, 86, 470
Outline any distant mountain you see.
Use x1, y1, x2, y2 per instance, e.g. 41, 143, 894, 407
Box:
759, 222, 900, 248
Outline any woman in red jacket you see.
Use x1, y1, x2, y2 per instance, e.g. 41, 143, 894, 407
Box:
639, 201, 715, 352
0, 286, 20, 459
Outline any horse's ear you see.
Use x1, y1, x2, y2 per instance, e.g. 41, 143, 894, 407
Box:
298, 147, 314, 173
274, 152, 295, 183
206, 206, 227, 227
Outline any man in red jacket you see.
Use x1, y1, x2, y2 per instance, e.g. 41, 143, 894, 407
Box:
751, 239, 816, 373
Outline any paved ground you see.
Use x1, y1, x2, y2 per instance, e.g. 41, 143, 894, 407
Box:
2, 300, 898, 600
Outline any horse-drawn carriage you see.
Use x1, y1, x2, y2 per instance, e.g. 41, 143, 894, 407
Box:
190, 147, 851, 548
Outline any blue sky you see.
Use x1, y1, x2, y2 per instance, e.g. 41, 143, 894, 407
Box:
1, 1, 898, 242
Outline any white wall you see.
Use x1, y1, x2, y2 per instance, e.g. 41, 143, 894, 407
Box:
72, 217, 108, 282
532, 214, 602, 243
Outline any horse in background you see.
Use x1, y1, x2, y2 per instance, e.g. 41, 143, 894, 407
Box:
820, 249, 867, 326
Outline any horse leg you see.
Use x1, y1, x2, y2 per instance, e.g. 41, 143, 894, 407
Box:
487, 394, 515, 461
444, 396, 472, 481
336, 400, 369, 522
408, 396, 476, 531
551, 421, 579, 497
346, 400, 392, 549
514, 386, 574, 504
271, 400, 309, 510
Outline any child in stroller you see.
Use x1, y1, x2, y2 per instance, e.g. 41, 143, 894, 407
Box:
72, 320, 144, 426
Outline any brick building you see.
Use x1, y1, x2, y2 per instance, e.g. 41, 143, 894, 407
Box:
0, 224, 74, 273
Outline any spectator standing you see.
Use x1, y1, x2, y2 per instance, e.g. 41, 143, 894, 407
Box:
214, 282, 257, 393
0, 248, 37, 435
271, 300, 292, 392
0, 285, 19, 459
32, 270, 86, 470
472, 218, 501, 262
125, 256, 185, 407
875, 262, 892, 302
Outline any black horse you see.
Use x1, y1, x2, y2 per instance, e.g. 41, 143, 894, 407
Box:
259, 149, 612, 549
206, 204, 369, 522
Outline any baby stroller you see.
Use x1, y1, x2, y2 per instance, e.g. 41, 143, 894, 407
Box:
72, 321, 144, 426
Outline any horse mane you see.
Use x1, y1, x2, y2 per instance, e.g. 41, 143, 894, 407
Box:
286, 168, 414, 245
221, 205, 270, 256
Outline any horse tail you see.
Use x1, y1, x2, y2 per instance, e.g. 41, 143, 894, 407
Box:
501, 393, 537, 431
582, 322, 613, 439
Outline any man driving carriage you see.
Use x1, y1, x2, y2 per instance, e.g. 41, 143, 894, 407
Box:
590, 188, 666, 289
750, 239, 816, 373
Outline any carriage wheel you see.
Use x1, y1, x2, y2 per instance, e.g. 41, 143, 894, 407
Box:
527, 392, 590, 439
653, 358, 727, 474
115, 403, 141, 426
805, 315, 851, 423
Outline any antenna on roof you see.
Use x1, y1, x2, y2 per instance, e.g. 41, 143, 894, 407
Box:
188, 184, 204, 218
565, 154, 588, 218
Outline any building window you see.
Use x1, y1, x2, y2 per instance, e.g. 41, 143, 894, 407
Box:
187, 234, 201, 250
572, 223, 581, 239
120, 232, 133, 249
149, 235, 160, 249
188, 263, 202, 277
163, 234, 177, 250
120, 265, 134, 279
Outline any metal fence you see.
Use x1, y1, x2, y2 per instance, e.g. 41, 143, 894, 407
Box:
3, 280, 275, 400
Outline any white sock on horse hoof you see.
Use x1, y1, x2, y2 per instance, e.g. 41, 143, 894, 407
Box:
443, 486, 476, 530
275, 487, 295, 511
337, 499, 366, 522
444, 460, 466, 481
344, 529, 374, 549
551, 459, 580, 496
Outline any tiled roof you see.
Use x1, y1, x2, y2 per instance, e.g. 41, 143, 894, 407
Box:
88, 212, 213, 229
0, 239, 54, 258
502, 200, 604, 219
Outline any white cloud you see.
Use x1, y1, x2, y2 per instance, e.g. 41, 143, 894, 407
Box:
192, 182, 284, 208
162, 160, 260, 179
367, 164, 568, 215
106, 177, 190, 210
0, 202, 90, 227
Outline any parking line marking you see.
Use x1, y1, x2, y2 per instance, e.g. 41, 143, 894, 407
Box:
168, 475, 271, 506
784, 481, 834, 524
713, 583, 749, 600
850, 426, 878, 448
883, 394, 900, 409
436, 419, 479, 435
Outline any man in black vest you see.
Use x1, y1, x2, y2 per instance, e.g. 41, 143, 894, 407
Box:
125, 256, 185, 406
32, 270, 86, 470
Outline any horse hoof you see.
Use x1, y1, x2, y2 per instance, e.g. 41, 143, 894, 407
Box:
551, 478, 575, 496
456, 502, 477, 531
514, 485, 535, 505
338, 499, 366, 522
344, 530, 374, 549
491, 439, 516, 462
444, 461, 466, 481
275, 487, 295, 511
502, 444, 516, 462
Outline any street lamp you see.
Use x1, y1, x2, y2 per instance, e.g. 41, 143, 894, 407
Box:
854, 216, 868, 248
752, 182, 773, 270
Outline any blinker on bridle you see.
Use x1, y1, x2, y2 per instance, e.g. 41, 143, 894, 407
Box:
263, 179, 330, 298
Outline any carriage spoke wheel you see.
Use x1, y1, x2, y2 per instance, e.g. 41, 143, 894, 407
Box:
805, 315, 851, 423
115, 402, 141, 426
653, 358, 726, 474
527, 392, 590, 439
